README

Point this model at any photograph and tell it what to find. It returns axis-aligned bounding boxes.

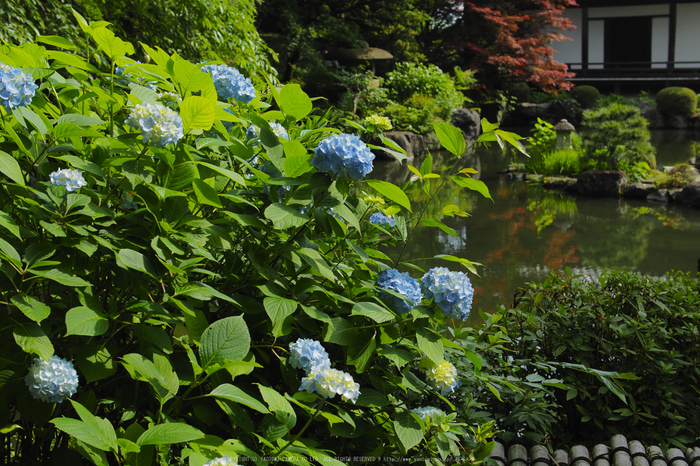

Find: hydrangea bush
[0,18,568,466]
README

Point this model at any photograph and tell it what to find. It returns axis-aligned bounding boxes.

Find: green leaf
[276,84,312,120]
[394,412,423,452]
[91,27,134,61]
[323,318,358,346]
[199,316,251,370]
[57,114,106,126]
[11,295,50,323]
[481,117,499,133]
[0,212,21,239]
[174,59,215,98]
[122,353,179,403]
[433,123,466,156]
[496,129,529,156]
[351,302,394,323]
[14,107,48,135]
[30,268,89,287]
[37,35,79,51]
[0,150,25,185]
[65,306,108,337]
[263,297,298,337]
[347,331,376,373]
[117,249,156,277]
[283,150,313,178]
[210,384,269,414]
[258,385,296,431]
[379,347,413,369]
[180,96,216,133]
[416,327,444,365]
[52,401,118,452]
[74,343,117,383]
[192,179,223,208]
[136,423,204,446]
[450,175,493,201]
[195,162,245,187]
[421,218,457,237]
[296,248,335,282]
[13,322,53,359]
[365,179,411,212]
[264,203,309,230]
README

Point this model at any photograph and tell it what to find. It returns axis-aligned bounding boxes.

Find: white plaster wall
[589,20,605,69]
[553,8,582,69]
[675,3,700,67]
[652,17,669,68]
[588,4,669,18]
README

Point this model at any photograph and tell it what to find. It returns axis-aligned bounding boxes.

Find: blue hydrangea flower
[369,212,396,227]
[246,122,289,147]
[25,356,79,403]
[0,63,38,111]
[299,367,360,403]
[412,406,447,425]
[203,457,237,466]
[312,133,374,180]
[420,267,475,320]
[376,269,423,314]
[426,360,461,395]
[126,103,184,147]
[49,168,87,192]
[201,64,256,103]
[289,339,331,373]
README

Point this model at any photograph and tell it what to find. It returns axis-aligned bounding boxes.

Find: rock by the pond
[371,131,424,162]
[647,189,670,203]
[634,100,665,128]
[676,181,700,207]
[623,182,656,198]
[575,170,627,197]
[665,114,688,129]
[543,176,577,191]
[450,108,482,142]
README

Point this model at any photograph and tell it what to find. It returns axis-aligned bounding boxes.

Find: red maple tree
[423,0,578,92]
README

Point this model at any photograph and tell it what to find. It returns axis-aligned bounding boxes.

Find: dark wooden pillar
[668,1,676,68]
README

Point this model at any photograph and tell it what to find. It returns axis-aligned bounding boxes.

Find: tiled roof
[489,435,700,466]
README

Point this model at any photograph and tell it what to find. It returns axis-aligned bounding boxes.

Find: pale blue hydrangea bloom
[412,406,447,425]
[420,267,475,320]
[0,63,38,111]
[126,103,184,147]
[299,367,360,403]
[289,338,331,373]
[376,269,422,314]
[25,356,79,403]
[312,133,374,180]
[201,64,256,103]
[203,457,237,466]
[49,168,87,192]
[426,360,461,395]
[245,122,289,147]
[369,212,396,227]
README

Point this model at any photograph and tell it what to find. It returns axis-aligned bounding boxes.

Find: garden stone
[676,181,700,207]
[543,176,577,191]
[450,107,482,142]
[647,189,670,203]
[665,114,688,129]
[623,182,656,198]
[371,131,424,162]
[575,170,627,197]
[670,188,684,202]
[634,100,665,128]
[508,102,552,126]
[550,99,580,125]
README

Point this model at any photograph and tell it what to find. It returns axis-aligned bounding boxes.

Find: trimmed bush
[504,81,531,103]
[656,86,697,117]
[570,85,600,109]
[582,103,656,169]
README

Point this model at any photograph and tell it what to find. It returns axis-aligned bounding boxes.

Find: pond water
[373,129,700,323]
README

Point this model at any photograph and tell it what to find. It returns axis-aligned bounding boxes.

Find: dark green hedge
[656,87,697,117]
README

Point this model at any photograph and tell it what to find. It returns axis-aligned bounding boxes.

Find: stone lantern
[553,119,575,150]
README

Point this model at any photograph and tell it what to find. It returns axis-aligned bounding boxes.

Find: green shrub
[582,103,656,169]
[478,270,700,447]
[504,81,531,103]
[656,86,697,117]
[653,163,698,188]
[570,85,600,109]
[528,148,581,176]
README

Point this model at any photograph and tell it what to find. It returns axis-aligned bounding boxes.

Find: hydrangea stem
[275,399,326,457]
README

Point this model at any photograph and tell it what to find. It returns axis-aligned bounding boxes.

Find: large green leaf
[210,384,269,413]
[31,268,89,287]
[263,297,298,337]
[136,423,204,446]
[13,322,53,359]
[264,203,309,230]
[199,316,251,371]
[192,179,223,208]
[323,318,358,346]
[421,218,457,237]
[180,96,216,133]
[258,385,296,431]
[433,123,466,156]
[122,353,179,403]
[351,302,394,323]
[117,249,156,277]
[65,306,108,337]
[365,179,411,212]
[91,27,134,61]
[347,331,377,373]
[275,84,312,120]
[0,150,25,186]
[173,59,215,98]
[51,400,118,452]
[416,327,444,365]
[296,248,335,282]
[11,295,50,323]
[450,176,493,201]
[394,412,423,452]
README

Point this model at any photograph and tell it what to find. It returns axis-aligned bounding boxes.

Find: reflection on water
[373,130,700,323]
